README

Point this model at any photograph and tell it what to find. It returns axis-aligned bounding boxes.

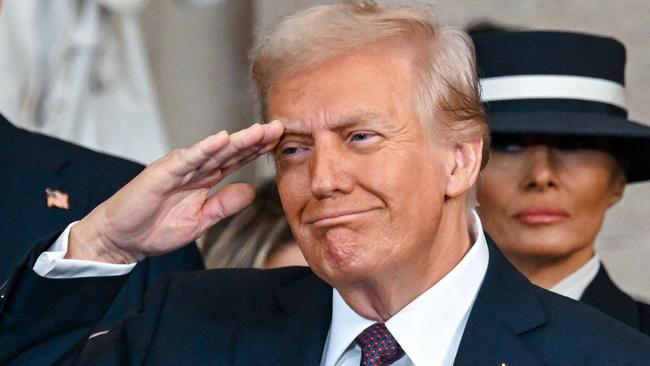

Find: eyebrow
[280,110,391,135]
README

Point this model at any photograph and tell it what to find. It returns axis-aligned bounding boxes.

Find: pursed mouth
[307,208,379,227]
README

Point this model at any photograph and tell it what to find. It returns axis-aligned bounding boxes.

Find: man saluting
[1,2,649,365]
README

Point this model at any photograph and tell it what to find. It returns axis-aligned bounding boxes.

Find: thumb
[200,182,256,231]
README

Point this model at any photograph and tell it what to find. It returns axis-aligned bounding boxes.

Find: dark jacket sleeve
[0,235,189,366]
[95,245,203,331]
[0,238,130,365]
[78,276,172,366]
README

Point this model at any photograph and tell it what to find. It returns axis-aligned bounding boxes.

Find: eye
[493,142,524,153]
[274,141,310,163]
[348,131,378,143]
[280,146,302,155]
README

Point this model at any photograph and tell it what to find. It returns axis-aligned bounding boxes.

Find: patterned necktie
[355,323,405,366]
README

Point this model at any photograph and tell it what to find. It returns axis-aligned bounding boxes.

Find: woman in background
[202,180,307,269]
[472,30,650,334]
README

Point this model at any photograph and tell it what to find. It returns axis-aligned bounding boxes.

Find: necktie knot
[355,323,405,366]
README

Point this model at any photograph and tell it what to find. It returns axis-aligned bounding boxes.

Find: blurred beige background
[138,0,650,300]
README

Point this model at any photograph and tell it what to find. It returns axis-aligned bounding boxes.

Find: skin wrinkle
[268,47,480,321]
[477,143,625,289]
[281,111,394,136]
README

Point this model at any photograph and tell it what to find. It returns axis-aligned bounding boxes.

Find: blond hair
[251,0,490,172]
[202,181,294,268]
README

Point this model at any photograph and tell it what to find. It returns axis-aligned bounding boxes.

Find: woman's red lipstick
[513,208,570,225]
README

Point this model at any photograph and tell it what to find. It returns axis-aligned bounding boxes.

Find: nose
[309,139,354,198]
[520,145,559,192]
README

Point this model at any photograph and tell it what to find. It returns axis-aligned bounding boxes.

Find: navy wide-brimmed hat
[472,30,650,182]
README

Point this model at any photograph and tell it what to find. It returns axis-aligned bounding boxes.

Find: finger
[185,146,265,190]
[256,120,285,155]
[207,121,284,169]
[169,121,284,191]
[198,182,256,232]
[259,119,285,146]
[167,130,230,177]
[207,124,266,167]
[217,120,284,168]
[181,144,266,190]
[156,123,260,191]
[222,151,266,175]
[189,121,282,181]
[212,144,261,171]
[190,121,276,176]
[169,122,269,179]
[186,143,268,189]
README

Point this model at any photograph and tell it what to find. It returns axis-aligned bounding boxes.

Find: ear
[445,138,483,199]
[607,169,626,208]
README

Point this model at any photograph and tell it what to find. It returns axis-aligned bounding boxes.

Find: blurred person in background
[202,179,306,269]
[0,0,203,333]
[472,30,650,334]
[0,0,167,164]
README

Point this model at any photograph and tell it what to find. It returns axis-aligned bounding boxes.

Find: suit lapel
[233,272,333,365]
[33,156,92,224]
[454,239,546,366]
[0,119,91,281]
[2,117,92,225]
[580,266,640,329]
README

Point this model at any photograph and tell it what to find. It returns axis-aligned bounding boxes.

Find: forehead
[280,110,395,135]
[266,50,417,132]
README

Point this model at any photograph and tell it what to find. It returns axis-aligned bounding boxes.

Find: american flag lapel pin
[45,188,70,210]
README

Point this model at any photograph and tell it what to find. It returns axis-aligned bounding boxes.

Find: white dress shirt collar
[550,254,600,301]
[321,211,489,366]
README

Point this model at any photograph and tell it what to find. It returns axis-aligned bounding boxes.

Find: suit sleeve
[95,244,203,331]
[0,238,173,366]
[77,276,172,365]
[0,239,130,365]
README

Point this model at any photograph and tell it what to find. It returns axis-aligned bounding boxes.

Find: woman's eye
[556,140,592,151]
[494,143,524,153]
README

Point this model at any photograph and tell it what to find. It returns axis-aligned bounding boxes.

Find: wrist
[66,216,143,264]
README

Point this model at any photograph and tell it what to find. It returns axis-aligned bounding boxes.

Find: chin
[318,246,372,284]
[325,244,364,271]
[503,238,581,261]
[319,227,363,258]
[303,228,384,281]
[300,233,357,265]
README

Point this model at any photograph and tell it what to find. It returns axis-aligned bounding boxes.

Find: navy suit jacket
[581,266,650,336]
[0,116,204,331]
[1,237,649,365]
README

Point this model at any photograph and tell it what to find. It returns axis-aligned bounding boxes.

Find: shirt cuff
[33,222,137,278]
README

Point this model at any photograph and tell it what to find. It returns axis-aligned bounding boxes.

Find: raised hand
[66,121,284,264]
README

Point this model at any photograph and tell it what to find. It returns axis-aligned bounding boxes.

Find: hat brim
[487,111,650,183]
